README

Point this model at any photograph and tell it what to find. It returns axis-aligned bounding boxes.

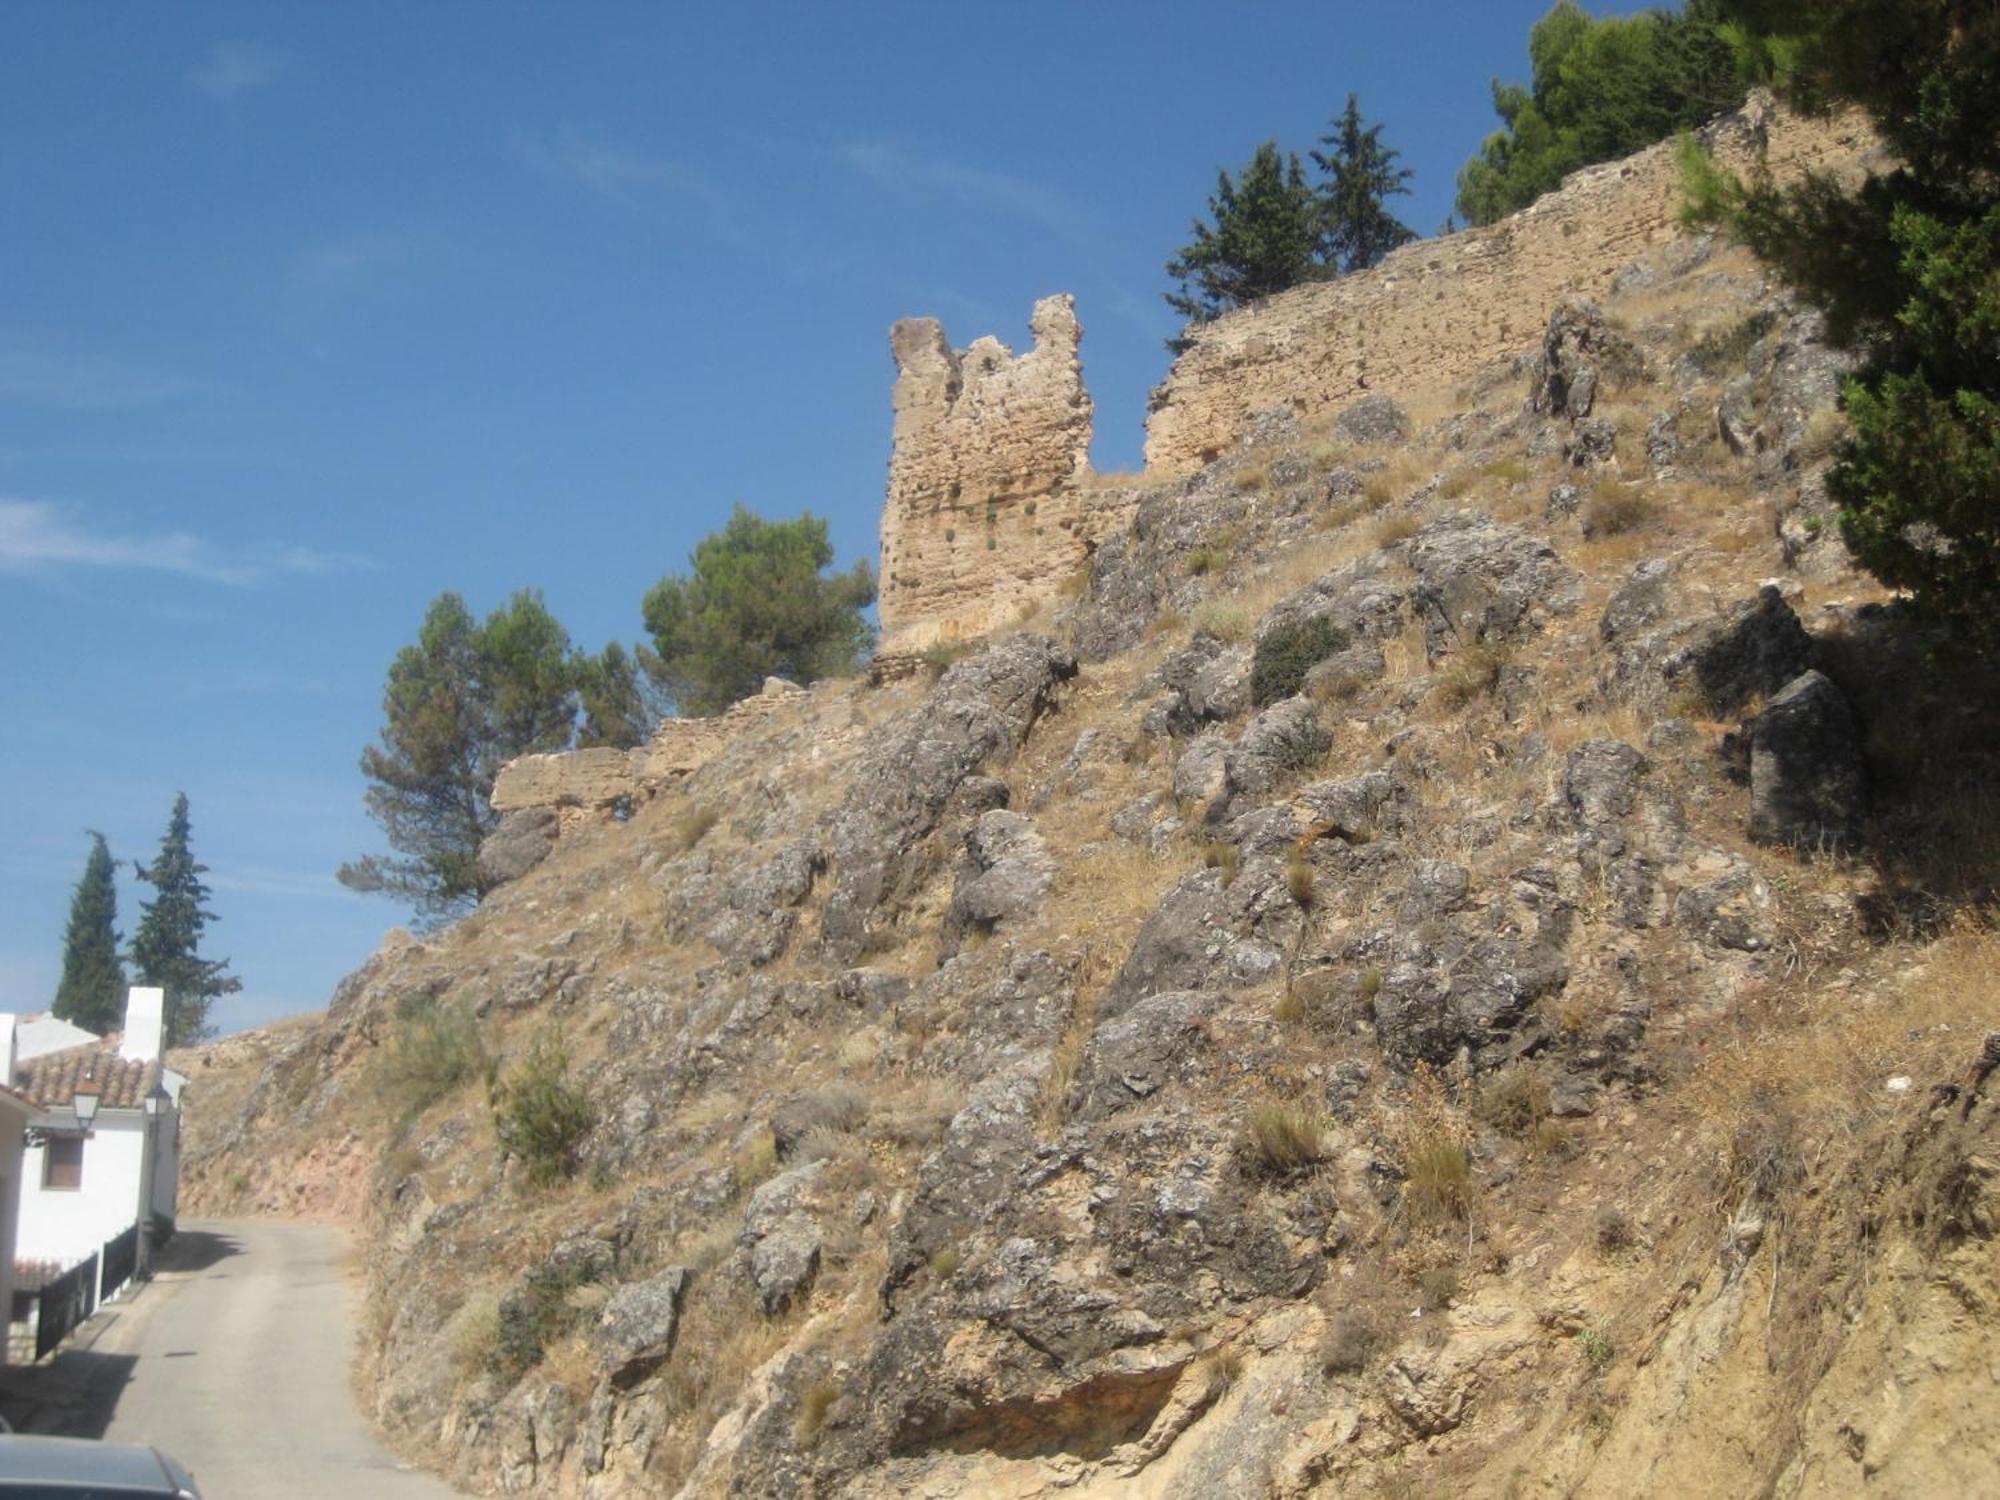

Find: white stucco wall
[0,1109,26,1345]
[17,1113,149,1268]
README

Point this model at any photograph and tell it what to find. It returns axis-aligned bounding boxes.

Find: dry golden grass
[1584,477,1661,537]
[1246,1100,1328,1173]
[1191,601,1251,642]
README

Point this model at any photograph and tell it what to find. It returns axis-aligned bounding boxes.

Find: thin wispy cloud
[189,40,290,101]
[515,127,739,240]
[0,499,373,587]
[833,141,1089,244]
[0,350,202,411]
[274,230,426,353]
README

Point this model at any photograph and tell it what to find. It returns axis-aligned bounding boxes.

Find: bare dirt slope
[183,227,2000,1500]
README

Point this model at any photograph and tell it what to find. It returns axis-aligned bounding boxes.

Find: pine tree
[1312,94,1416,275]
[53,831,125,1035]
[640,507,876,717]
[341,589,583,920]
[1689,0,2000,646]
[130,793,240,1047]
[1164,142,1323,348]
[574,642,655,749]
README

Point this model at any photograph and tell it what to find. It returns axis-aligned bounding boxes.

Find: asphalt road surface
[77,1218,461,1499]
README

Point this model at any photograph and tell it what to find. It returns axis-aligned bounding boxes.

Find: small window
[43,1135,84,1191]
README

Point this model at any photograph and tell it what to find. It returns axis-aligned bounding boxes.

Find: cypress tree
[1312,94,1417,275]
[53,831,126,1035]
[1163,142,1323,348]
[131,793,240,1047]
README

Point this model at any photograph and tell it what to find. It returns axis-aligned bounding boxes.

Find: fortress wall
[878,294,1128,652]
[1143,96,1873,474]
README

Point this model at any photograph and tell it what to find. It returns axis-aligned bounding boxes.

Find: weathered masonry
[877,294,1133,653]
[1143,95,1873,474]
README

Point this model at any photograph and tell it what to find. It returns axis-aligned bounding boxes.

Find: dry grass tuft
[1430,642,1509,709]
[795,1378,843,1443]
[1584,478,1661,537]
[1474,1065,1552,1136]
[665,804,722,856]
[1191,601,1251,642]
[1245,1100,1328,1174]
[1400,1066,1473,1222]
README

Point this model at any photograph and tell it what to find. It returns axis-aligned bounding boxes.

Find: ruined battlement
[878,294,1127,652]
[1143,94,1873,474]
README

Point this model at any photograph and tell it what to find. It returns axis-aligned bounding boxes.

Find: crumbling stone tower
[877,294,1107,652]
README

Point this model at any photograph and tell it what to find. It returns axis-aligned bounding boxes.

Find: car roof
[0,1435,179,1491]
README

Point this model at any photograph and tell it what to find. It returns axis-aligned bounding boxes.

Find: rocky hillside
[181,223,1999,1499]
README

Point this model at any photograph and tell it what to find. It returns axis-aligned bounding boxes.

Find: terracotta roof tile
[14,1042,162,1111]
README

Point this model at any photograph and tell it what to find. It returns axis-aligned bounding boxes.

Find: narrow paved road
[75,1218,462,1499]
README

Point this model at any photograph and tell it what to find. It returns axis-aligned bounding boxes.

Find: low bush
[1191,602,1251,642]
[1246,1100,1327,1175]
[1474,1065,1551,1136]
[1318,1307,1383,1375]
[380,996,487,1120]
[795,1379,843,1443]
[493,1035,596,1187]
[1251,616,1351,706]
[1583,478,1658,537]
[1431,642,1509,709]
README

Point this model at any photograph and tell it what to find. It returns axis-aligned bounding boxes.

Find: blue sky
[0,1,1659,1032]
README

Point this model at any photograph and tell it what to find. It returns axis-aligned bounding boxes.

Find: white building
[0,1032,37,1341]
[10,988,184,1279]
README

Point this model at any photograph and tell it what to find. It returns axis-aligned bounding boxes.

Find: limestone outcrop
[879,295,1131,651]
[1142,94,1871,474]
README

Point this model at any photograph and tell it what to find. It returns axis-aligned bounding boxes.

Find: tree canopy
[1164,142,1323,341]
[53,831,125,1034]
[1456,1,1746,227]
[1313,93,1417,275]
[1164,97,1418,347]
[130,792,239,1046]
[1688,0,2000,647]
[640,506,876,717]
[341,589,653,922]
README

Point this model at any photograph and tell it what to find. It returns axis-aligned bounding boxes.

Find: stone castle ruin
[484,95,1871,854]
[877,293,1128,653]
[1143,95,1868,473]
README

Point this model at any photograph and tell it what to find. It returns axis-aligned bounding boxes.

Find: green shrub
[1251,616,1351,706]
[1245,1101,1327,1175]
[493,1035,596,1187]
[380,997,486,1119]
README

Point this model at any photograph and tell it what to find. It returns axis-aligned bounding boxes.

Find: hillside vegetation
[177,197,2000,1500]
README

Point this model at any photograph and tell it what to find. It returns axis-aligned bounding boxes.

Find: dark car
[0,1436,200,1499]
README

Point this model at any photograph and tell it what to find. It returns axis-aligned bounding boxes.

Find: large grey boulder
[1227,696,1329,798]
[1527,301,1640,421]
[1664,586,1817,716]
[1409,511,1580,650]
[1332,392,1412,446]
[477,807,559,889]
[943,810,1054,950]
[705,838,824,967]
[820,635,1075,959]
[1749,670,1865,849]
[740,1160,827,1314]
[596,1267,692,1387]
[1070,990,1217,1122]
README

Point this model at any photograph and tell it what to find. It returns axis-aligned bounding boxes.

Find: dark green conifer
[53,831,126,1035]
[131,793,240,1046]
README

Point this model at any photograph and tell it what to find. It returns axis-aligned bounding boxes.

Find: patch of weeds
[1285,850,1317,909]
[1795,404,1848,465]
[1245,1100,1328,1175]
[1578,1326,1615,1372]
[1318,1307,1383,1375]
[1686,309,1777,376]
[1251,616,1351,706]
[1185,547,1227,577]
[493,1259,606,1379]
[734,1128,780,1196]
[1416,1265,1459,1311]
[666,804,721,855]
[379,995,487,1121]
[929,1247,962,1280]
[1372,511,1421,547]
[1584,478,1659,537]
[795,1379,842,1444]
[1200,839,1241,885]
[1402,1067,1473,1222]
[492,1034,596,1188]
[1274,982,1306,1027]
[920,641,973,680]
[1357,965,1384,1004]
[1595,1207,1636,1252]
[446,1289,503,1377]
[1431,642,1509,709]
[1473,1065,1551,1136]
[1191,601,1251,642]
